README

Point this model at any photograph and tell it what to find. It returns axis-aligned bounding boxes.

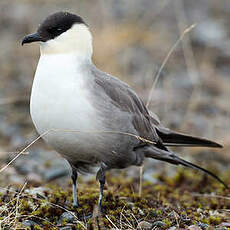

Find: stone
[22,220,37,227]
[152,221,166,228]
[197,222,209,229]
[137,221,153,230]
[58,212,76,224]
[168,227,177,230]
[187,225,202,230]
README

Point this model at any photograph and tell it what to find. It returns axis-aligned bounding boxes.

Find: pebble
[218,222,230,227]
[138,207,145,216]
[58,212,76,224]
[152,220,166,228]
[24,187,49,199]
[137,221,153,230]
[187,225,202,230]
[168,227,177,230]
[197,222,209,229]
[22,220,37,227]
[59,226,73,230]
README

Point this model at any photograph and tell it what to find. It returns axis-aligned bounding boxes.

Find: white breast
[30,53,101,161]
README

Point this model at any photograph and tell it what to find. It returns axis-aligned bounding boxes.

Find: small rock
[59,226,73,230]
[22,220,37,227]
[187,225,202,230]
[24,187,49,199]
[214,222,230,230]
[197,222,209,229]
[138,208,145,216]
[168,227,177,230]
[218,222,230,227]
[58,212,76,224]
[153,221,166,228]
[127,201,135,208]
[137,221,153,230]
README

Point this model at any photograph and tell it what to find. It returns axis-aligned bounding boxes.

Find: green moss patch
[0,167,229,229]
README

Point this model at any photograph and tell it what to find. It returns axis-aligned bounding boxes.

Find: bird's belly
[30,57,102,162]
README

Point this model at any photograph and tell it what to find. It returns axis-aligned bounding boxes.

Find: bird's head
[22,12,93,58]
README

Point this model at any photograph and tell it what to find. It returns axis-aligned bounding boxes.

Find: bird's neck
[40,24,93,60]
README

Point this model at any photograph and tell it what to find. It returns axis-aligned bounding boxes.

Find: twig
[138,166,143,197]
[13,182,27,227]
[105,215,119,229]
[146,23,197,108]
[174,0,201,130]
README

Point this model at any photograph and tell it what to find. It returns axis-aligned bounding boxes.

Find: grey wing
[92,66,222,149]
[91,66,161,146]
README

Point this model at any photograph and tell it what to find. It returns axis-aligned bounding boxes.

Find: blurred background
[0,0,230,187]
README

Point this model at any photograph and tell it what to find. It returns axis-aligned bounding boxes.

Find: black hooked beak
[21,32,43,46]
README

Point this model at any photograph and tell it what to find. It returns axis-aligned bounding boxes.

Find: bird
[22,11,227,212]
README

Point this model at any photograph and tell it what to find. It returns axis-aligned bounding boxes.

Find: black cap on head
[22,12,85,45]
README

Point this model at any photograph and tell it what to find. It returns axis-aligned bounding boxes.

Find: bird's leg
[71,169,80,208]
[96,165,107,213]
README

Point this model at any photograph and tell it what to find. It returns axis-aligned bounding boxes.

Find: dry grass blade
[174,0,201,130]
[0,151,30,173]
[0,130,47,174]
[24,197,86,229]
[146,23,197,108]
[19,215,58,228]
[138,166,143,197]
[119,205,127,229]
[0,185,86,229]
[0,182,27,229]
[0,152,29,155]
[105,215,119,229]
[13,182,27,227]
[120,207,135,229]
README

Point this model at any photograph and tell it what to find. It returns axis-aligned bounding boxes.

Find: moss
[0,167,229,229]
[208,215,222,225]
[163,218,172,228]
[156,209,163,215]
[75,223,85,230]
[33,225,43,230]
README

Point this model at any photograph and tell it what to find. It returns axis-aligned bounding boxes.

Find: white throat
[40,23,93,59]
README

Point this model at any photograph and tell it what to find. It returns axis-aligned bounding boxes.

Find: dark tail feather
[171,155,228,188]
[145,146,228,188]
[156,129,223,148]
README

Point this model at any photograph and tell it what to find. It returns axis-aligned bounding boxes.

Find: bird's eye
[47,27,62,34]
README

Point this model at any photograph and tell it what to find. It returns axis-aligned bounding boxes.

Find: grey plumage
[68,63,227,186]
